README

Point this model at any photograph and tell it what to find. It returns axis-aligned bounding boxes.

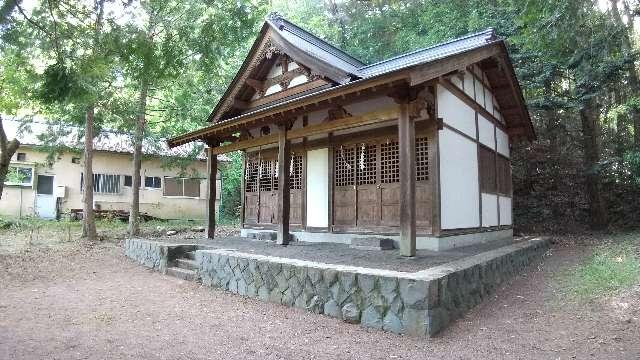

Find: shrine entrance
[332,133,431,232]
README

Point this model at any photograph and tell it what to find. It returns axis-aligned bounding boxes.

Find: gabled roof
[171,14,534,147]
[267,13,364,75]
[357,28,497,78]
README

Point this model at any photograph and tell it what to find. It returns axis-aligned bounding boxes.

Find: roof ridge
[358,28,496,70]
[265,12,365,68]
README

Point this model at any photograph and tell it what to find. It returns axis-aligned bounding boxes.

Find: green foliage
[567,239,640,299]
[624,150,640,184]
[219,151,243,222]
[37,63,79,104]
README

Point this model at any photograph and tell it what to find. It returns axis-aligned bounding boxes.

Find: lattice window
[273,160,279,191]
[335,145,355,187]
[259,159,274,191]
[357,143,377,185]
[290,153,303,190]
[245,159,259,193]
[416,137,429,181]
[380,140,399,183]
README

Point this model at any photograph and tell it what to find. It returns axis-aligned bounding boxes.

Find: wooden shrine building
[168,13,534,256]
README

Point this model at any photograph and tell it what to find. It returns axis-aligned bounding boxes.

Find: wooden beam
[233,99,250,110]
[169,76,408,147]
[207,147,218,239]
[246,78,264,92]
[398,100,416,257]
[437,78,507,131]
[248,78,330,108]
[276,125,291,245]
[209,106,400,155]
[410,44,502,86]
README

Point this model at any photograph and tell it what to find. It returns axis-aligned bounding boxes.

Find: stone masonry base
[124,237,549,337]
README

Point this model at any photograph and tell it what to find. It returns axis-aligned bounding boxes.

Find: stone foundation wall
[123,237,549,337]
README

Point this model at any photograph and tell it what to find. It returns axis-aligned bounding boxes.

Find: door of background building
[35,175,56,219]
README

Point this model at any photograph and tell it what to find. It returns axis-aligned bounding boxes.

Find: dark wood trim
[442,123,476,143]
[331,225,432,236]
[327,133,334,231]
[210,106,399,155]
[398,100,416,257]
[410,43,502,86]
[439,225,512,237]
[495,123,500,225]
[169,76,409,147]
[206,147,218,239]
[241,151,246,225]
[476,111,482,227]
[438,78,507,132]
[276,126,291,245]
[247,78,331,109]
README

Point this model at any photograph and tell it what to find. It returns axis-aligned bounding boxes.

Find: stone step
[174,258,198,271]
[166,267,197,281]
[350,237,395,251]
[184,251,196,260]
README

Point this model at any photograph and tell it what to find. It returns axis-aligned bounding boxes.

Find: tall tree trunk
[580,98,608,229]
[610,0,640,148]
[0,116,20,200]
[128,81,148,236]
[82,106,97,240]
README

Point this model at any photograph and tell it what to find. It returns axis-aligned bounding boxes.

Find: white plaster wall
[496,128,510,157]
[486,92,494,113]
[475,83,486,108]
[439,128,480,229]
[463,71,475,98]
[306,148,329,227]
[289,74,308,87]
[451,75,463,89]
[481,193,499,227]
[478,114,495,149]
[437,85,476,138]
[0,148,213,219]
[499,196,512,225]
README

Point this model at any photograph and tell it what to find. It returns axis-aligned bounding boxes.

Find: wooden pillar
[276,124,291,245]
[398,99,417,257]
[207,147,218,239]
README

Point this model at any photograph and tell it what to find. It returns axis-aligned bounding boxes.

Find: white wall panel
[476,84,486,108]
[439,128,480,229]
[306,148,329,227]
[437,85,476,138]
[499,196,512,225]
[451,75,463,89]
[496,128,510,157]
[486,91,494,113]
[463,72,475,99]
[482,193,499,227]
[478,114,495,149]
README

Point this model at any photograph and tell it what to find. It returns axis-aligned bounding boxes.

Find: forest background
[1,0,639,236]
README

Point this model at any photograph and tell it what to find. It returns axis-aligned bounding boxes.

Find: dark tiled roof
[266,13,365,73]
[357,28,497,78]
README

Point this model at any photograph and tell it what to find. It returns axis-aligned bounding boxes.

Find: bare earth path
[0,241,638,360]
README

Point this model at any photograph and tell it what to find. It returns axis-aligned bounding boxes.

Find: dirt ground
[0,239,639,360]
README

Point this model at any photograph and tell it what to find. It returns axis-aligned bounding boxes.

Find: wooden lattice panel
[357,143,377,185]
[290,154,303,190]
[245,158,259,193]
[259,159,274,192]
[416,137,429,181]
[335,146,355,187]
[380,140,399,184]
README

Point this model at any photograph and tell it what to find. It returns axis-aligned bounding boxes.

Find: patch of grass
[568,239,640,300]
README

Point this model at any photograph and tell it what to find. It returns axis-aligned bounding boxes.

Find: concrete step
[174,258,198,271]
[166,267,197,281]
[184,251,196,260]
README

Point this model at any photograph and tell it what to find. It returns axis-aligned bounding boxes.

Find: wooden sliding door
[332,133,431,232]
[243,151,304,227]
